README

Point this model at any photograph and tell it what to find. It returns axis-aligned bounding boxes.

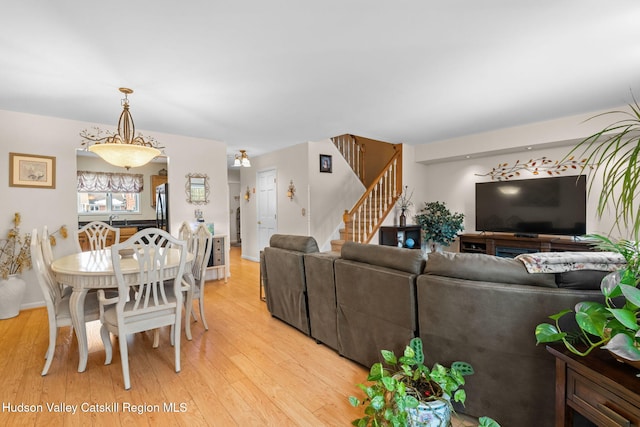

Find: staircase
[329,135,402,252]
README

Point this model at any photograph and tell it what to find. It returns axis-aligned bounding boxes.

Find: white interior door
[257,169,277,251]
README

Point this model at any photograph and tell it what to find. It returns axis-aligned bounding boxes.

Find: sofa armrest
[264,247,311,335]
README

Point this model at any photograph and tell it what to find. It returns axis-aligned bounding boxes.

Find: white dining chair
[98,228,187,390]
[152,221,192,347]
[40,226,72,298]
[188,223,213,331]
[78,221,120,251]
[163,222,212,339]
[30,228,101,376]
[177,221,193,248]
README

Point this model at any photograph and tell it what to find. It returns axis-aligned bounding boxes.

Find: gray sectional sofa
[261,235,610,427]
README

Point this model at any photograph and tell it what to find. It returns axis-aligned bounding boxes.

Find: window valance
[77,171,144,193]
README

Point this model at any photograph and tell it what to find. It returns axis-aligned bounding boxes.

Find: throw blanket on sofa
[515,251,626,273]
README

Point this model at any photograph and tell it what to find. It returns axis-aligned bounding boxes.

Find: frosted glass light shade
[233,149,251,167]
[89,144,161,169]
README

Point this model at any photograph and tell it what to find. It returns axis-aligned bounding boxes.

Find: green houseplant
[414,201,464,252]
[568,97,640,239]
[535,234,640,361]
[349,337,500,427]
[536,98,640,362]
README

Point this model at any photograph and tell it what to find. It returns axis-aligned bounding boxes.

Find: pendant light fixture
[80,88,163,169]
[233,150,251,167]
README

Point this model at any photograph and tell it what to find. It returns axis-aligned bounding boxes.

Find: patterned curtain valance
[77,171,144,193]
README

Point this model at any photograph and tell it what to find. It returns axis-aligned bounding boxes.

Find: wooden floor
[0,247,477,426]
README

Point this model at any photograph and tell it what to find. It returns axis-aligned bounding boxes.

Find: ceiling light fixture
[233,150,251,167]
[80,87,163,170]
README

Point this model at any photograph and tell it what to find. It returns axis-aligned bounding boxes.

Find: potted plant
[349,337,500,427]
[414,201,464,253]
[397,185,414,227]
[535,98,640,362]
[535,234,640,362]
[568,97,640,239]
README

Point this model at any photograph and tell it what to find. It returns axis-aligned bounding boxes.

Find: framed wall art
[320,154,332,173]
[9,152,56,189]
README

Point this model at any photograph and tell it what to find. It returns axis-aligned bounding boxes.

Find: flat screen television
[475,175,586,236]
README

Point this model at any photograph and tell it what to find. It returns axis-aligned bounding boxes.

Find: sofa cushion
[424,251,557,288]
[340,241,425,274]
[269,234,319,253]
[555,270,609,290]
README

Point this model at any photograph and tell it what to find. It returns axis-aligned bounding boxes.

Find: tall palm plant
[569,97,640,239]
[536,98,640,362]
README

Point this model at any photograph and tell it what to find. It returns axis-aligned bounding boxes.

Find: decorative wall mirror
[185,173,210,205]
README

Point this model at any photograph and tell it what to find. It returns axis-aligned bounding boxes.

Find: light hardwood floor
[0,246,477,426]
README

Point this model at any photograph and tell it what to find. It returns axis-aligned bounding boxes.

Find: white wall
[0,109,229,310]
[385,106,630,247]
[403,106,634,241]
[240,139,363,260]
[405,132,627,242]
[239,143,310,261]
[308,140,364,250]
[414,106,626,164]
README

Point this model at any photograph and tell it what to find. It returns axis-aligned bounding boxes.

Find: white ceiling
[2,1,639,160]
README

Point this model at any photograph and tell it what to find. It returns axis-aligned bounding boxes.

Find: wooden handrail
[342,145,402,243]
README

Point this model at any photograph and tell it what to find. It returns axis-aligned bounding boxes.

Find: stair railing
[342,146,402,243]
[332,134,365,184]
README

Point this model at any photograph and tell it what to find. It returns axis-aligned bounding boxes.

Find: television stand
[459,233,595,258]
[514,233,539,238]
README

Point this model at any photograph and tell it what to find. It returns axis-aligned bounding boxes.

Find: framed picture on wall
[9,152,56,189]
[320,154,332,173]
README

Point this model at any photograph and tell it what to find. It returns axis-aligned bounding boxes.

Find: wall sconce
[244,186,251,201]
[287,180,296,200]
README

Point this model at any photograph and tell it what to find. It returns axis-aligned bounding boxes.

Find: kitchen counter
[78,220,157,231]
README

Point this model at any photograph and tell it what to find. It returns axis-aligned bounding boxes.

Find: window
[77,171,143,215]
[77,192,140,214]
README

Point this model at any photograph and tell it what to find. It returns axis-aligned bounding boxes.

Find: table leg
[70,288,90,372]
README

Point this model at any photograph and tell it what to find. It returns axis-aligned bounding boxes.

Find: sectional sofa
[261,234,613,427]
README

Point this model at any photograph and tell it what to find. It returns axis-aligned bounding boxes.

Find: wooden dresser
[548,345,640,426]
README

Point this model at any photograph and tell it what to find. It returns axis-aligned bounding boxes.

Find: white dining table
[50,248,193,373]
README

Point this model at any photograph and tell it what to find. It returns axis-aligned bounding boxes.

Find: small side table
[206,234,228,282]
[379,225,421,249]
[547,345,640,426]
